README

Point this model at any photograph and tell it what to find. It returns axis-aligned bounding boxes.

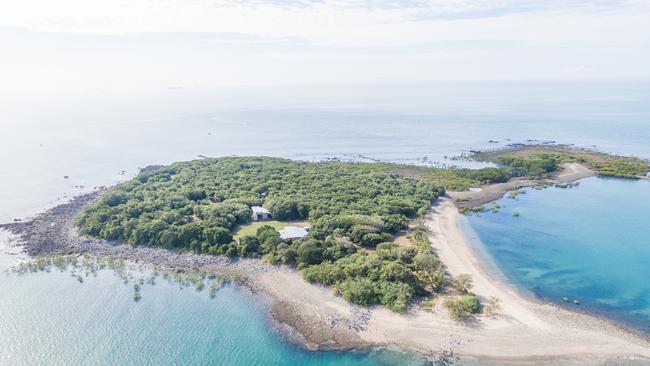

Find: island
[3,145,650,364]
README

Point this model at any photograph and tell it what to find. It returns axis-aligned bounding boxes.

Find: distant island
[3,144,650,363]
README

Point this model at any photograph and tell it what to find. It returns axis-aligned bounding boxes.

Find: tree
[75,156,464,312]
[274,243,297,265]
[414,252,441,272]
[321,237,356,262]
[158,228,180,249]
[380,261,414,284]
[414,252,446,292]
[360,233,392,247]
[239,235,260,257]
[418,268,446,293]
[377,281,414,312]
[103,193,128,207]
[296,240,323,267]
[256,226,283,253]
[204,227,232,246]
[339,278,377,306]
[444,294,480,320]
[186,189,207,201]
[179,223,203,246]
[266,197,309,220]
[302,261,343,285]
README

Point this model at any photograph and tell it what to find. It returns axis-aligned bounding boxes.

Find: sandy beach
[3,163,650,364]
[253,164,650,363]
[449,163,595,209]
[254,197,650,364]
[357,199,650,363]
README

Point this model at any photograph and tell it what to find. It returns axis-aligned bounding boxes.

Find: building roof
[279,226,308,240]
[251,206,271,215]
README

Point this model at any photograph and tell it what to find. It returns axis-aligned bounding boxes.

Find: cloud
[0,0,641,35]
[0,0,648,92]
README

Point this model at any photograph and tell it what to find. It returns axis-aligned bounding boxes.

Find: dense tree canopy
[77,157,445,250]
[76,156,550,311]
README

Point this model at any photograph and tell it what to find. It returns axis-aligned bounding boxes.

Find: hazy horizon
[2,0,649,95]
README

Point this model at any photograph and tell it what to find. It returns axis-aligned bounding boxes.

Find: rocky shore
[1,190,259,271]
[449,162,596,209]
[0,189,368,352]
[4,162,650,364]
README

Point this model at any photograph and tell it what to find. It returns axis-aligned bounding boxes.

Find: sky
[1,0,649,93]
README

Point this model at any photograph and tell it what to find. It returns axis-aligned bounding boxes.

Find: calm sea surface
[1,82,649,365]
[466,177,650,333]
[0,269,424,366]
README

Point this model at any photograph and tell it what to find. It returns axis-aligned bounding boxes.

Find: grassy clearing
[393,233,414,248]
[233,220,307,240]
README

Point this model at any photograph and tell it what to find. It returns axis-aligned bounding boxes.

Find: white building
[279,226,309,241]
[251,206,272,221]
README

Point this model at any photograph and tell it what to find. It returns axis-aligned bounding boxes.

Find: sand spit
[3,163,650,364]
[356,199,650,364]
[450,163,595,209]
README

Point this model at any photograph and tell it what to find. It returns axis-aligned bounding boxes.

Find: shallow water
[0,267,425,366]
[2,81,650,365]
[467,177,650,333]
[3,82,650,223]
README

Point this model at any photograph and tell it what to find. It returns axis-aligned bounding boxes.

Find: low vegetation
[75,157,482,311]
[74,155,570,312]
[444,294,481,320]
[303,226,448,312]
[232,220,303,240]
[474,145,650,179]
[444,272,481,320]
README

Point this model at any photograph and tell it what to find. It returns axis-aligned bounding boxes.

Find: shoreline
[449,162,596,209]
[458,206,650,342]
[0,191,370,351]
[3,165,650,363]
[0,230,28,270]
[407,198,650,362]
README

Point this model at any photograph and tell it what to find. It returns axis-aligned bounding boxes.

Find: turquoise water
[467,177,650,333]
[2,81,650,365]
[0,268,424,366]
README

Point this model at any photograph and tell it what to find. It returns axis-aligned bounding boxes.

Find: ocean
[465,177,650,334]
[1,81,649,365]
[0,268,423,366]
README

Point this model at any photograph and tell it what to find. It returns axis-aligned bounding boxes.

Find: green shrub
[377,281,414,312]
[339,278,377,306]
[76,156,514,311]
[444,294,480,320]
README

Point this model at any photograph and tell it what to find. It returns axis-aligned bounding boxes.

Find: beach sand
[3,163,650,364]
[356,199,650,363]
[449,163,595,209]
[248,192,650,363]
